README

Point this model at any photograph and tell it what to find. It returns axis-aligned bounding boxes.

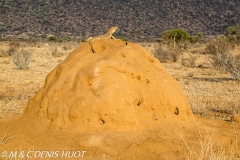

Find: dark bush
[181,55,198,68]
[154,44,180,63]
[206,38,240,80]
[7,42,20,56]
[205,38,232,55]
[48,36,57,41]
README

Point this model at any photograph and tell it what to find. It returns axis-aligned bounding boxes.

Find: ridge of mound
[25,39,194,132]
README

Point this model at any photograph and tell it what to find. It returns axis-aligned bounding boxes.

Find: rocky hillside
[0,0,240,40]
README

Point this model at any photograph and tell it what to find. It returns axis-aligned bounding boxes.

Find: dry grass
[0,40,79,118]
[153,43,181,62]
[0,86,16,102]
[1,133,15,145]
[205,38,240,80]
[158,41,240,121]
[51,44,64,57]
[11,51,32,69]
[180,127,237,160]
[181,54,198,68]
[179,79,240,121]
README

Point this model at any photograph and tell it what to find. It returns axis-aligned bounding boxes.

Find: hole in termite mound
[174,108,179,115]
[99,117,105,125]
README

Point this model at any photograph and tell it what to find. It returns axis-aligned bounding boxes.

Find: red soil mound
[25,39,194,132]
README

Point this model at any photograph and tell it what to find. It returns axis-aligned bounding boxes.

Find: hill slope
[0,0,240,40]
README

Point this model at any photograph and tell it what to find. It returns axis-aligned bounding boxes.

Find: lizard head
[109,26,119,33]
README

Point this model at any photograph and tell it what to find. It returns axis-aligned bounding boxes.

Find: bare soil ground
[0,40,240,159]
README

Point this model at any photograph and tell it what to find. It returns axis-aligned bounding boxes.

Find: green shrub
[162,29,204,44]
[41,34,48,39]
[57,39,63,43]
[42,19,51,25]
[189,32,204,43]
[226,25,240,35]
[48,36,57,41]
[162,28,191,43]
[226,24,240,45]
